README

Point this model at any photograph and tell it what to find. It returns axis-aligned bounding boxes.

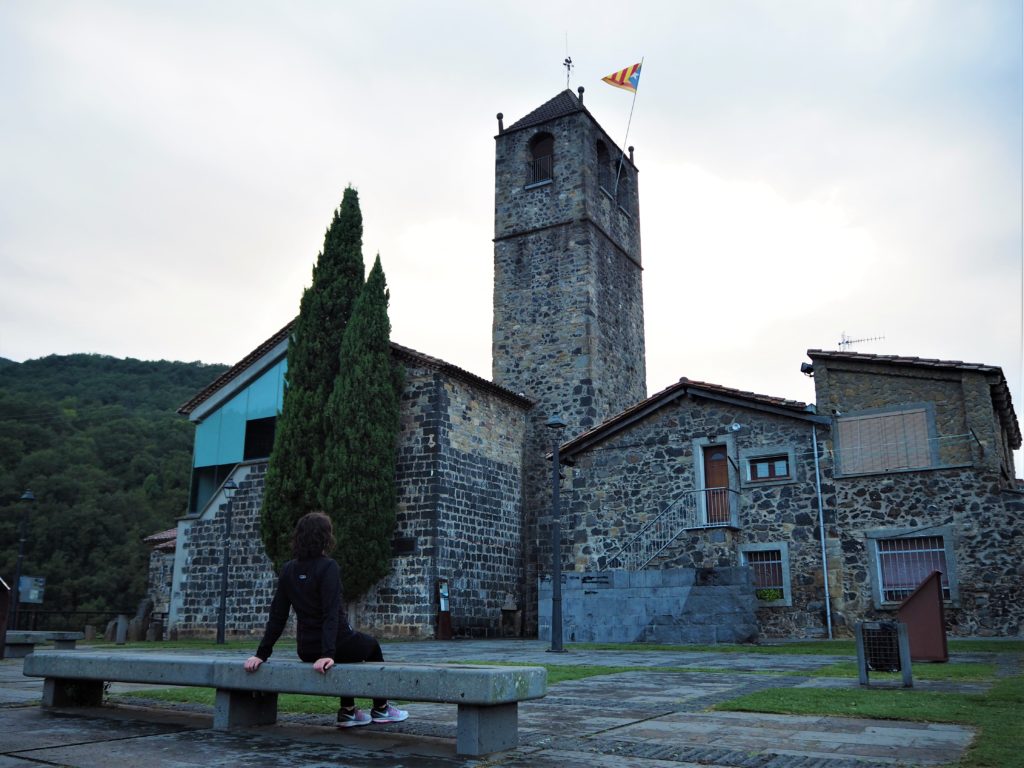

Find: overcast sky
[2,2,1021,433]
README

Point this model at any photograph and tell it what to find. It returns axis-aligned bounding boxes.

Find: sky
[1,2,1021,441]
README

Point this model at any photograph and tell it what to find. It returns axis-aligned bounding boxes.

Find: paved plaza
[0,640,996,767]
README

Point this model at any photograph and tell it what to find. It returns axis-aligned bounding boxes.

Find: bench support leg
[214,689,278,730]
[4,644,35,659]
[456,703,518,755]
[43,678,104,707]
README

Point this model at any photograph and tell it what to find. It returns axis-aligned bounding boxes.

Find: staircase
[603,488,738,571]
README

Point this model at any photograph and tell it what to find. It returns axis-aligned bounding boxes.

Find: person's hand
[244,656,264,672]
[313,657,334,674]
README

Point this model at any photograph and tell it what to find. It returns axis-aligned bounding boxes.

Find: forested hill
[0,354,229,620]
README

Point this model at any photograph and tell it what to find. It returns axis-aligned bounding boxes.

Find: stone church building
[154,89,1023,642]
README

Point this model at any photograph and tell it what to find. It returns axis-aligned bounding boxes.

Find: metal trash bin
[856,620,913,687]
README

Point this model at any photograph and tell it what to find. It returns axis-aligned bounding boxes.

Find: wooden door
[702,444,730,524]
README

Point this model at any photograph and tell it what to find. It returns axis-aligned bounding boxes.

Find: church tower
[492,88,647,631]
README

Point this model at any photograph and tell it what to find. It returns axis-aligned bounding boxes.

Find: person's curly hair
[292,511,336,560]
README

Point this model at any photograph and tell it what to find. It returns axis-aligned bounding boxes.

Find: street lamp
[11,490,34,631]
[215,479,239,645]
[545,416,567,653]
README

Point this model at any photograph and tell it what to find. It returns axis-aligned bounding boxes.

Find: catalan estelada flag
[602,62,642,92]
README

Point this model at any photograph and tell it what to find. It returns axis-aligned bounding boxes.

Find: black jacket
[255,556,354,661]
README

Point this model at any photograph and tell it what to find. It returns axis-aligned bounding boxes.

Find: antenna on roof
[838,332,885,349]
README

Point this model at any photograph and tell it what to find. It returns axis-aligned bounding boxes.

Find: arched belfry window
[596,140,611,192]
[528,132,554,185]
[616,168,631,209]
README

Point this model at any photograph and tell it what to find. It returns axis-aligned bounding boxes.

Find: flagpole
[613,56,643,196]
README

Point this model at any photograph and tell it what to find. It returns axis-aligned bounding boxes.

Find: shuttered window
[837,408,932,475]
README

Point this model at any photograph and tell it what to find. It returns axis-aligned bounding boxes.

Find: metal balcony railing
[528,154,553,185]
[602,487,739,572]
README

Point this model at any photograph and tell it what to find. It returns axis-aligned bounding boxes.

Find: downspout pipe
[812,424,834,639]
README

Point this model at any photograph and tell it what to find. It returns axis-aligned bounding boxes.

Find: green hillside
[0,354,228,625]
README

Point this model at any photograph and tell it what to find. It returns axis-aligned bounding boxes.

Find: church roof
[505,89,586,133]
[143,528,177,552]
[808,349,1020,448]
[559,377,824,459]
[178,320,531,417]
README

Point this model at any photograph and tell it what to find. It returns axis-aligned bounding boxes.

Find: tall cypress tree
[322,255,402,599]
[261,187,365,568]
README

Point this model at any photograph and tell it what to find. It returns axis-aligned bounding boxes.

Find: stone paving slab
[0,641,992,767]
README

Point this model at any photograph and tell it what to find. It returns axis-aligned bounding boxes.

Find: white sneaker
[370,704,409,723]
[336,708,372,728]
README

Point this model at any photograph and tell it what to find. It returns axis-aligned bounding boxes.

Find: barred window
[528,133,554,185]
[837,407,933,475]
[740,543,791,606]
[876,535,950,603]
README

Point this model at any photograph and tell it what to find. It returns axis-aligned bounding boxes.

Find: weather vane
[563,56,573,88]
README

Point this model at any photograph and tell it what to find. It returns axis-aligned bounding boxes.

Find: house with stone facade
[156,87,1022,643]
[545,350,1023,642]
[807,349,1023,637]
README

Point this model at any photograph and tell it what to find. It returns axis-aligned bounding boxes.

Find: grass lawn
[717,675,1024,768]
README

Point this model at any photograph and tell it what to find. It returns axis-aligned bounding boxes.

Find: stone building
[807,349,1023,637]
[548,351,1023,641]
[168,329,529,638]
[547,377,834,641]
[492,88,647,633]
[157,88,1022,642]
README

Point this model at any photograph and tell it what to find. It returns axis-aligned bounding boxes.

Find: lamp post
[11,490,34,631]
[545,416,567,653]
[215,479,238,645]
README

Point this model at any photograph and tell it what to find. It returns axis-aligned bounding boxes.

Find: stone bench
[5,631,85,658]
[23,651,547,755]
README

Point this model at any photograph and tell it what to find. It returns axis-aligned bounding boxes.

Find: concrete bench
[23,651,547,756]
[5,631,85,658]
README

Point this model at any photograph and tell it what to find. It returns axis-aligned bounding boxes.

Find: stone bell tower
[491,87,647,632]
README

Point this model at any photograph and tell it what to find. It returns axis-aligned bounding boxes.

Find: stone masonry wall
[814,358,1024,637]
[172,461,280,638]
[146,549,174,615]
[564,394,836,639]
[356,366,527,637]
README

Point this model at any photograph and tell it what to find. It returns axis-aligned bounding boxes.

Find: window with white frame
[739,542,792,606]
[739,445,797,487]
[748,454,791,482]
[837,406,935,475]
[865,526,957,608]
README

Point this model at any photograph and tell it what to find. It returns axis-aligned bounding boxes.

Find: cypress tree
[322,255,403,599]
[261,187,365,568]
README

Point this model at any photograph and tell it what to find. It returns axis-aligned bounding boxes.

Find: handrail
[602,487,739,572]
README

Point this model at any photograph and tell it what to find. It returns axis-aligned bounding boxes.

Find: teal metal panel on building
[194,411,224,468]
[246,359,286,419]
[192,359,287,468]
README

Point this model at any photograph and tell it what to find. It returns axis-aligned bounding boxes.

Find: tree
[322,256,402,599]
[0,355,228,623]
[260,187,365,568]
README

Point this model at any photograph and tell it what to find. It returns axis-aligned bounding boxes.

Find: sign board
[18,576,45,604]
